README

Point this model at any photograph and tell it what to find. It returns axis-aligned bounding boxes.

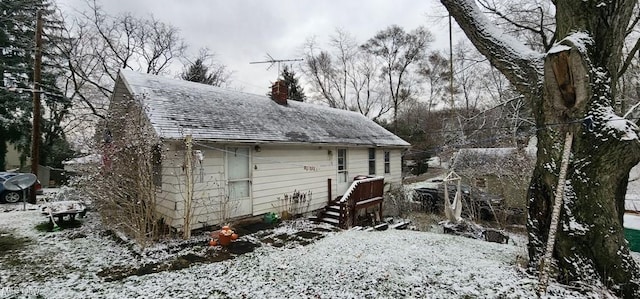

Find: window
[368,148,376,175]
[228,147,251,200]
[384,151,390,174]
[338,149,347,182]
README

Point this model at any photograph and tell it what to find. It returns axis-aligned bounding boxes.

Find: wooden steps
[317,177,385,229]
[318,204,342,226]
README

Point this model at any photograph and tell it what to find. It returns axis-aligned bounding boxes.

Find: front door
[336,148,350,196]
[226,147,252,218]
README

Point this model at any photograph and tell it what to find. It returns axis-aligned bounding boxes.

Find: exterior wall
[485,175,528,209]
[252,144,334,216]
[371,148,402,185]
[157,141,227,231]
[17,165,51,187]
[343,147,403,189]
[347,148,369,179]
[5,143,21,170]
[109,80,184,228]
[157,141,407,231]
[459,174,528,210]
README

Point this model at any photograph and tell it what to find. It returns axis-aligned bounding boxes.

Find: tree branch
[617,38,640,78]
[440,0,543,97]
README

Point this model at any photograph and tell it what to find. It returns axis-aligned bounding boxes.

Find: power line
[0,85,66,99]
[405,115,640,157]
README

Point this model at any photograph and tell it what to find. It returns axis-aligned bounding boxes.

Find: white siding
[385,149,403,186]
[156,141,227,230]
[345,147,403,189]
[252,145,334,215]
[366,148,402,182]
[157,140,406,231]
[331,147,404,196]
[347,148,369,179]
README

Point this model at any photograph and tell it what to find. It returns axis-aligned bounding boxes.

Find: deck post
[327,178,332,205]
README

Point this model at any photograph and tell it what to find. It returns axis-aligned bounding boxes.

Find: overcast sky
[56,0,455,95]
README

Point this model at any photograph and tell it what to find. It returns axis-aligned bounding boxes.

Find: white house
[108,70,410,231]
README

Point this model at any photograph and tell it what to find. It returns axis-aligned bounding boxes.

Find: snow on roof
[62,154,101,165]
[116,70,410,147]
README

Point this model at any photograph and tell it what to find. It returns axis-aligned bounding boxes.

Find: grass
[0,230,29,252]
[35,219,83,232]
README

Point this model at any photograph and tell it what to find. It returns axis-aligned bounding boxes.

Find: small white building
[62,154,101,173]
[108,70,410,231]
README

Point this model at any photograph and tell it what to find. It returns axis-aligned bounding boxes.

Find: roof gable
[115,70,409,147]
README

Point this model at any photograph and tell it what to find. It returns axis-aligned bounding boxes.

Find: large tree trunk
[529,40,640,297]
[441,0,640,297]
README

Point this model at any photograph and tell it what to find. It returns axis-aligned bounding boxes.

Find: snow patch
[594,107,640,141]
[0,204,620,298]
[561,32,593,54]
[548,44,571,55]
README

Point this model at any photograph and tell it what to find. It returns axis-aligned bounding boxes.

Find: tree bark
[441,0,640,297]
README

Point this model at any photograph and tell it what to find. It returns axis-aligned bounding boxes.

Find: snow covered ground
[0,203,619,298]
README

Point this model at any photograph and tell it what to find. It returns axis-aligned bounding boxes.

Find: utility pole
[30,10,43,204]
[448,14,454,111]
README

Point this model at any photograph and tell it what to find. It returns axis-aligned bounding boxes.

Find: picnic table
[41,200,87,223]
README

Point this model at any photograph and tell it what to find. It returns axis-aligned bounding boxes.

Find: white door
[227,147,252,218]
[336,148,350,196]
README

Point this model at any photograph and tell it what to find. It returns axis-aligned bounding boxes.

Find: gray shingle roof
[116,70,410,147]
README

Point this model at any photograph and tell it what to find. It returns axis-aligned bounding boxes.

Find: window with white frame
[338,149,347,183]
[384,151,390,174]
[368,148,376,175]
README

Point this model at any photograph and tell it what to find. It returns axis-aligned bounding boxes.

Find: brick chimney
[271,80,288,105]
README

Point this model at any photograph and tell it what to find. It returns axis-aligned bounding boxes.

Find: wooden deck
[320,177,384,229]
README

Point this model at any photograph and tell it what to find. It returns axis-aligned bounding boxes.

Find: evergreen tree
[180,49,230,87]
[0,0,73,170]
[181,58,213,84]
[269,65,306,102]
[282,65,306,102]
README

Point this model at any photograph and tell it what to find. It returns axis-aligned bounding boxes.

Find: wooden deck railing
[334,176,385,228]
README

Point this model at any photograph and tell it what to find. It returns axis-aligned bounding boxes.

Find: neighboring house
[62,154,101,173]
[626,164,640,204]
[4,142,22,170]
[16,164,70,187]
[450,144,535,211]
[108,70,410,232]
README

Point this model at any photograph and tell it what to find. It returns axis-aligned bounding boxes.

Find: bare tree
[417,51,450,113]
[303,38,345,109]
[618,31,640,115]
[442,0,640,297]
[56,0,186,143]
[302,29,390,119]
[477,0,557,52]
[361,25,433,133]
[80,94,161,245]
